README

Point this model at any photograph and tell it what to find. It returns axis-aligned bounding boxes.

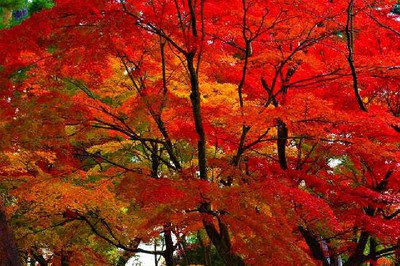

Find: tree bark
[369,237,377,266]
[31,249,48,266]
[203,216,245,266]
[163,228,175,266]
[298,226,329,266]
[187,53,207,180]
[344,231,369,266]
[277,119,288,170]
[345,0,368,112]
[198,231,211,266]
[0,197,21,266]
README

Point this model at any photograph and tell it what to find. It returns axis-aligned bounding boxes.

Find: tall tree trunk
[345,0,368,112]
[187,53,207,180]
[369,237,377,266]
[0,197,21,266]
[163,228,175,266]
[202,215,245,266]
[277,119,288,169]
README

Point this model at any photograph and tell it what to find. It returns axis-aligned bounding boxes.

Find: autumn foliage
[0,0,400,265]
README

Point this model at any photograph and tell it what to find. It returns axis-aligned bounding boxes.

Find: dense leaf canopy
[0,0,399,265]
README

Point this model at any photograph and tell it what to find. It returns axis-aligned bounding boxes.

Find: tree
[0,0,54,28]
[28,0,54,15]
[0,0,25,26]
[0,0,399,265]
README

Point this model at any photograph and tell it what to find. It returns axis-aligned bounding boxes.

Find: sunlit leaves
[1,0,400,264]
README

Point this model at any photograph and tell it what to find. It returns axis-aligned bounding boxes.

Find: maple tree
[0,0,400,265]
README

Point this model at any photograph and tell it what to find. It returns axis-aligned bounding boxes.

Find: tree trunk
[277,119,288,170]
[198,231,211,266]
[343,231,369,266]
[31,249,48,266]
[163,228,174,266]
[0,197,21,266]
[369,237,377,266]
[187,53,207,180]
[204,245,211,266]
[203,220,245,266]
[298,227,329,266]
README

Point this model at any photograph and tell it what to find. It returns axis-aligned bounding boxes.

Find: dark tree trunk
[0,197,21,266]
[187,53,207,180]
[277,119,288,170]
[344,231,369,266]
[163,228,175,266]
[298,226,329,266]
[369,237,377,266]
[204,245,211,266]
[203,218,245,266]
[31,249,48,266]
[198,231,211,266]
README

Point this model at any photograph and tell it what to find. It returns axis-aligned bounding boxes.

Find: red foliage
[1,0,399,265]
